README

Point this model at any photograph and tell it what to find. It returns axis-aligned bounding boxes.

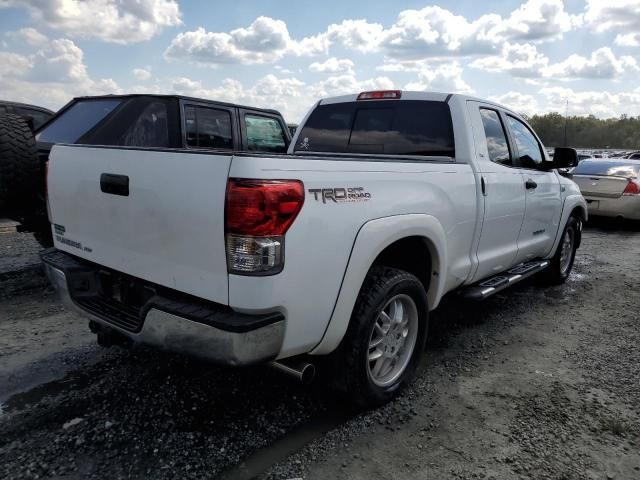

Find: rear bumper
[584,196,640,220]
[42,249,285,366]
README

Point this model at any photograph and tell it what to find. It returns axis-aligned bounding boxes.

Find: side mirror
[553,147,578,169]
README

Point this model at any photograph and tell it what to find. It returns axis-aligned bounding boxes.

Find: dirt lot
[1,221,639,480]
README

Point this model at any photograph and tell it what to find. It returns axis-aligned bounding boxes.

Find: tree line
[525,113,640,150]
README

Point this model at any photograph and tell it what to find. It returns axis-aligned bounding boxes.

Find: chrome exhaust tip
[270,359,316,385]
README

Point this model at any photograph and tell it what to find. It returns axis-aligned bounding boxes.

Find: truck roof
[69,94,283,117]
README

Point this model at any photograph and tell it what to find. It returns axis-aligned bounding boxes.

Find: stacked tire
[0,114,52,247]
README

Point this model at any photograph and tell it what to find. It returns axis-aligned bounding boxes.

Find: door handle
[100,173,129,196]
[525,179,538,190]
[481,176,487,196]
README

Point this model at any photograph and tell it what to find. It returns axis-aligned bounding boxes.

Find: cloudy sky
[1,0,639,122]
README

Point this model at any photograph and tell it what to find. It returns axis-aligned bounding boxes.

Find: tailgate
[47,145,230,304]
[572,175,629,198]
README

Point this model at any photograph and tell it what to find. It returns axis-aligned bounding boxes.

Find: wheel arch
[570,205,586,248]
[310,214,447,356]
[548,194,588,257]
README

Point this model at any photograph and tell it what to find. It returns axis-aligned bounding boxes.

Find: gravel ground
[0,220,639,480]
[0,226,47,298]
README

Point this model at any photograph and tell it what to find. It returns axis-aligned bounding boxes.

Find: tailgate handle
[100,173,129,197]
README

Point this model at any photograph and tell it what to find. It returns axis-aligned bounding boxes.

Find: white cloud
[584,0,640,47]
[378,6,493,58]
[1,0,181,44]
[539,86,640,117]
[165,1,581,66]
[377,0,578,59]
[274,65,294,74]
[230,16,292,57]
[324,19,384,53]
[165,16,326,65]
[473,45,637,80]
[493,86,640,118]
[6,27,48,46]
[498,0,582,42]
[404,62,474,94]
[309,57,354,74]
[471,43,549,77]
[133,68,152,81]
[0,39,119,109]
[546,47,638,79]
[489,91,540,116]
[615,33,640,47]
[0,51,32,77]
[165,19,287,64]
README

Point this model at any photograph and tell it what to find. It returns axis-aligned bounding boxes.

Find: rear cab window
[294,100,455,157]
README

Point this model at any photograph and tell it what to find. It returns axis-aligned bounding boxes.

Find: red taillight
[623,180,640,196]
[357,90,402,101]
[225,179,304,236]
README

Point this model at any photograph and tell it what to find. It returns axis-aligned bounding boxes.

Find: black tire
[0,113,50,243]
[542,216,579,285]
[330,266,429,409]
[0,114,39,212]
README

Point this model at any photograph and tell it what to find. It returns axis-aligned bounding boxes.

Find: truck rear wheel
[332,266,428,409]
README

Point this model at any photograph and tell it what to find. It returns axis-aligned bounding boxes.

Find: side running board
[462,260,549,301]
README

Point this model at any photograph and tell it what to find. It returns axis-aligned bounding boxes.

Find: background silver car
[572,159,640,221]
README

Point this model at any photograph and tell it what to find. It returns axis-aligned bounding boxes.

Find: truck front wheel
[332,266,428,409]
[542,216,579,285]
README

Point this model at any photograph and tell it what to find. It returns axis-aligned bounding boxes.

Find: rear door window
[294,100,455,157]
[79,97,181,148]
[36,99,120,144]
[244,114,287,153]
[119,101,169,148]
[185,105,233,150]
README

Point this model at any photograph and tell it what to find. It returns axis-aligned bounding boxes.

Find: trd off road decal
[308,187,372,203]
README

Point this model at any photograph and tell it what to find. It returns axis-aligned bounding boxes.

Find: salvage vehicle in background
[0,100,54,130]
[0,100,55,245]
[42,90,586,408]
[4,94,290,246]
[572,159,640,221]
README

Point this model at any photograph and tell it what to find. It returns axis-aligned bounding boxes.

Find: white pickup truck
[42,91,586,407]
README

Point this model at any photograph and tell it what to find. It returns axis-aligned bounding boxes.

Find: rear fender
[310,214,447,356]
